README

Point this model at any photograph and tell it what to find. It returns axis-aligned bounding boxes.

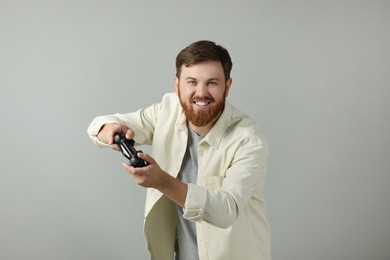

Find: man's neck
[188,123,211,137]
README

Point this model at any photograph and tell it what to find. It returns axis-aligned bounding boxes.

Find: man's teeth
[195,101,209,106]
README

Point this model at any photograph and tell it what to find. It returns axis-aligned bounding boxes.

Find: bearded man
[87,40,271,260]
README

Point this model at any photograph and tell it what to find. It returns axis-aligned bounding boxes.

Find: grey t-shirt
[175,126,204,260]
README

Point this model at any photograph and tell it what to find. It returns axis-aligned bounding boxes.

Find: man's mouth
[193,101,211,107]
[192,96,214,107]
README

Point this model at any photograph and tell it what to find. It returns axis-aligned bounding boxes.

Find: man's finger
[111,144,121,151]
[125,128,135,140]
[122,162,135,173]
[137,152,155,165]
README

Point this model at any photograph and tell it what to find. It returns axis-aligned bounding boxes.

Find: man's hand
[122,152,188,208]
[122,152,165,187]
[97,123,135,151]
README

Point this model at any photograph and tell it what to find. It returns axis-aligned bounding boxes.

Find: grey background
[1,1,389,260]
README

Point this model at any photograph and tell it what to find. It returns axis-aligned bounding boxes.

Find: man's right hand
[97,123,135,151]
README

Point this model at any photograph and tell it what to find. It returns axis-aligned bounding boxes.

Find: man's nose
[196,84,209,97]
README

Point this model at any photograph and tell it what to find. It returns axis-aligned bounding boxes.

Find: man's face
[174,61,232,127]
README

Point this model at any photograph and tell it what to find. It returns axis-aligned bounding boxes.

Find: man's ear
[174,76,180,95]
[225,78,232,97]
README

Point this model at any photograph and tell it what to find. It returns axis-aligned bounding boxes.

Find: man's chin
[187,114,213,127]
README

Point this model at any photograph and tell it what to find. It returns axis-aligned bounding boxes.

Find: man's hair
[175,40,233,81]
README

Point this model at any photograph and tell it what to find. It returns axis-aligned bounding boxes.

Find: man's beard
[178,89,226,127]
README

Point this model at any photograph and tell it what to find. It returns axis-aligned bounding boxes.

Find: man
[87,40,270,260]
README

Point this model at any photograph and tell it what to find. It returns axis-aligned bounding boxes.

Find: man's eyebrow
[184,77,221,81]
[184,77,197,80]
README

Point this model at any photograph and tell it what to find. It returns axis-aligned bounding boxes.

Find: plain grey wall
[1,1,389,260]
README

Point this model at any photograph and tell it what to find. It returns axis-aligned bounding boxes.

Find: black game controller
[113,132,147,168]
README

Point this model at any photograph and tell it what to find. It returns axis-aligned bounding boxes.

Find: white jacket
[87,93,271,260]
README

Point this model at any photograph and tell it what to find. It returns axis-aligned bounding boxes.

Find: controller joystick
[113,132,147,168]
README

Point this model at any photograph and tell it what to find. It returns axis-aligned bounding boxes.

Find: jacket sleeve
[183,139,268,229]
[87,102,161,147]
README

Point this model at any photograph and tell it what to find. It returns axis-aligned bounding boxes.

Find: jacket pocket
[204,176,224,190]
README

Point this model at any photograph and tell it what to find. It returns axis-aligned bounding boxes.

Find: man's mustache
[191,96,215,102]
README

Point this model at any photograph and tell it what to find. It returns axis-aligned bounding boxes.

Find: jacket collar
[203,101,240,148]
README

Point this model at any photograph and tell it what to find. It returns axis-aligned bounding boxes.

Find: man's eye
[188,81,197,86]
[208,81,217,86]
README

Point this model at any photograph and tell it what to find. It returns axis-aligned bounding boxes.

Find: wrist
[96,124,105,141]
[157,172,188,208]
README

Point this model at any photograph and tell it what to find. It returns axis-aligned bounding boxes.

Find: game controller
[113,132,147,168]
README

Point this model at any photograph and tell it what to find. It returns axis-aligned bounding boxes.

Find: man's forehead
[180,61,224,79]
